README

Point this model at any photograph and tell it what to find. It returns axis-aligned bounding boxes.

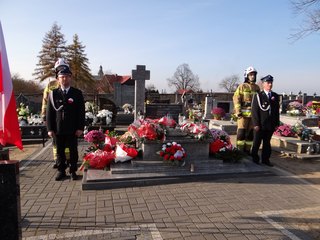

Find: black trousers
[56,134,78,173]
[251,129,273,163]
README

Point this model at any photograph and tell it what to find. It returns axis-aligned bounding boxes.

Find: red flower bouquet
[180,122,209,140]
[209,129,244,162]
[159,142,186,166]
[80,149,115,170]
[114,143,138,163]
[158,116,177,128]
[128,119,164,142]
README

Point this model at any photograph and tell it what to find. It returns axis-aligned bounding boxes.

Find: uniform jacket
[41,80,59,120]
[46,87,85,135]
[251,91,280,131]
[233,82,260,117]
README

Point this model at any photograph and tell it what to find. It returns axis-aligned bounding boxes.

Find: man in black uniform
[46,61,85,181]
[251,75,280,167]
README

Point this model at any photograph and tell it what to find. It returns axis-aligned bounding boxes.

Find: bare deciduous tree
[12,74,43,94]
[291,0,320,40]
[218,74,240,92]
[146,84,158,93]
[167,63,200,92]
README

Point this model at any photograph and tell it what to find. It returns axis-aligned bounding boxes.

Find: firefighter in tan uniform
[233,66,260,153]
[41,59,70,168]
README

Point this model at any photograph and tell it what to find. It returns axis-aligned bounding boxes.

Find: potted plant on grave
[17,103,30,126]
[211,107,226,120]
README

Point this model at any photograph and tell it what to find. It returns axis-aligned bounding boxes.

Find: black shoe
[262,161,274,167]
[70,172,78,180]
[53,163,58,169]
[55,171,66,181]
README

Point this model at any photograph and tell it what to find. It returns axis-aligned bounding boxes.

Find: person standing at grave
[46,59,85,181]
[41,59,70,168]
[251,75,280,166]
[233,66,261,153]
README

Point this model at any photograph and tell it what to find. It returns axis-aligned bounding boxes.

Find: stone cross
[132,65,150,119]
[204,95,213,119]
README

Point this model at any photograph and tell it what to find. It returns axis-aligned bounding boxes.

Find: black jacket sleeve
[76,89,85,131]
[251,93,260,127]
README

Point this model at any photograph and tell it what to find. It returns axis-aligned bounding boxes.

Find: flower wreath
[159,142,186,165]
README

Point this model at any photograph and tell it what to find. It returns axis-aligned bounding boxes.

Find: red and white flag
[0,21,23,149]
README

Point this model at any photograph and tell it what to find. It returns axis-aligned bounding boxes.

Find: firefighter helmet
[244,66,257,83]
[244,66,257,78]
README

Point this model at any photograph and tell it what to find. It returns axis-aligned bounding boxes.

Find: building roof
[104,74,132,85]
[96,74,133,94]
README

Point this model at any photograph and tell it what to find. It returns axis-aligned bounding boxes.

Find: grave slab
[208,119,237,134]
[82,157,273,190]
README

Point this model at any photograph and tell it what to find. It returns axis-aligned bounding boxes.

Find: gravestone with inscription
[204,95,213,119]
[145,103,183,122]
[132,65,150,120]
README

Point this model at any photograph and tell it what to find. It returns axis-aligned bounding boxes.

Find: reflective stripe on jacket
[233,82,260,117]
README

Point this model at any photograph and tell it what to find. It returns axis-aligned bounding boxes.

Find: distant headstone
[302,93,307,105]
[132,65,150,119]
[145,103,183,122]
[204,95,213,119]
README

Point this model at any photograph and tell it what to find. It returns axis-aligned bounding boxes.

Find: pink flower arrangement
[287,101,303,110]
[306,101,313,108]
[211,107,226,119]
[84,130,105,144]
[274,124,295,137]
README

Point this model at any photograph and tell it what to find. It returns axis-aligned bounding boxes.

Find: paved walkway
[19,140,320,240]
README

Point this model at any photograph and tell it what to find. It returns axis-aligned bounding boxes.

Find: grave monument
[132,65,150,120]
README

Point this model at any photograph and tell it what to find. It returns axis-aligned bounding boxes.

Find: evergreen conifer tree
[67,34,95,93]
[33,22,67,82]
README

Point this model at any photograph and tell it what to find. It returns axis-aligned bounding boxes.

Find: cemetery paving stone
[17,140,320,240]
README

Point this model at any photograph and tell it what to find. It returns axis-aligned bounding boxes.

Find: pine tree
[67,34,95,93]
[33,22,67,82]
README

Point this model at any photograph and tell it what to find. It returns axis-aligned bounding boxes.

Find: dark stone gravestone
[0,161,22,240]
[98,97,117,125]
[217,102,230,114]
[88,98,117,132]
[145,103,183,122]
[20,125,48,147]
